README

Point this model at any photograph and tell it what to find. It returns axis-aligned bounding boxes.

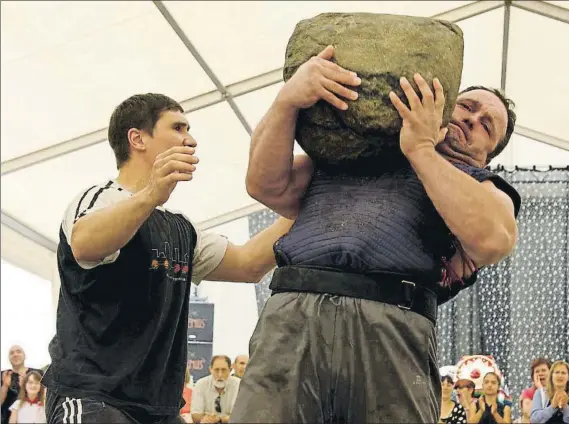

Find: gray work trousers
[230,292,440,423]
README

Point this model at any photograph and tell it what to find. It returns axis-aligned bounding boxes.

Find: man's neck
[485,395,498,405]
[12,366,27,375]
[116,161,151,194]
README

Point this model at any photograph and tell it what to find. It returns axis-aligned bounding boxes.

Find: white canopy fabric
[1,1,569,279]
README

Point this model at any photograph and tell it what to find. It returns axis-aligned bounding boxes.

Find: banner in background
[188,302,214,343]
[187,342,213,382]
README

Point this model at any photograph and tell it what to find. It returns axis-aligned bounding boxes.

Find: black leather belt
[269,266,438,324]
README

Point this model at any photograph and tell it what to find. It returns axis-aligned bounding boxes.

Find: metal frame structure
[2,0,568,251]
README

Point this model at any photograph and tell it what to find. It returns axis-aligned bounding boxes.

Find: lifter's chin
[436,141,480,168]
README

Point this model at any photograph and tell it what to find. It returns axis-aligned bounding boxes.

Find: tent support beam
[432,0,505,22]
[153,1,252,135]
[511,0,569,25]
[500,1,512,91]
[0,68,282,177]
[1,211,58,252]
[514,126,569,151]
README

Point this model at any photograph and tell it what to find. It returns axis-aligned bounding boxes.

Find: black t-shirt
[42,181,226,418]
[1,368,43,423]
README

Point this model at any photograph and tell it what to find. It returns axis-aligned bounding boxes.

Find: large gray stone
[284,13,464,169]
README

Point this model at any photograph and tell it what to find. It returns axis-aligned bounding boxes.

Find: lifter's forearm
[406,147,516,264]
[71,188,157,262]
[246,95,299,195]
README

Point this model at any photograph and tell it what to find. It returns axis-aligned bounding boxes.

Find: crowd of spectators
[440,357,569,424]
[2,344,566,424]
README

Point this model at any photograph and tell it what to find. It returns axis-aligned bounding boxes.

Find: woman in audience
[471,372,511,424]
[440,375,468,423]
[455,377,477,423]
[8,370,46,423]
[530,360,569,424]
[181,365,194,423]
[513,389,533,423]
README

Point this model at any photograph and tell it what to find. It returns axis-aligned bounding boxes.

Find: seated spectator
[522,358,552,402]
[8,370,46,424]
[471,372,511,424]
[1,346,42,424]
[455,377,477,423]
[191,356,240,424]
[440,375,467,423]
[181,365,193,423]
[530,360,569,424]
[231,355,248,379]
[513,389,533,423]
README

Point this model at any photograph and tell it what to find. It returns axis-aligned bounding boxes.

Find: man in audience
[191,356,240,424]
[1,345,42,423]
[231,355,249,379]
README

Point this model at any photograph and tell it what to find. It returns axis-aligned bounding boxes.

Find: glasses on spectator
[215,395,222,414]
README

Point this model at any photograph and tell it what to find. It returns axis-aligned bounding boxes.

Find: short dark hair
[210,355,231,369]
[459,86,516,163]
[531,357,552,377]
[441,375,454,385]
[107,93,183,169]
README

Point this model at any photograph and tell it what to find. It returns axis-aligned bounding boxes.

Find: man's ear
[128,128,146,153]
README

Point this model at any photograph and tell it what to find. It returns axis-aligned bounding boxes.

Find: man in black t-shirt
[231,46,521,423]
[42,93,293,424]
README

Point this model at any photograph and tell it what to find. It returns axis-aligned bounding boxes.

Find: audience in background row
[530,360,569,424]
[190,355,242,424]
[1,346,44,424]
[522,358,553,403]
[513,388,533,423]
[181,365,194,423]
[3,345,565,424]
[231,355,249,380]
[8,370,46,424]
[440,375,468,423]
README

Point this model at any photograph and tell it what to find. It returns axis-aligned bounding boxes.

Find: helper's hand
[144,146,199,206]
[389,73,448,158]
[278,45,361,111]
[490,402,498,416]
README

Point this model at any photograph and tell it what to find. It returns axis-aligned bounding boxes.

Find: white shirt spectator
[9,400,46,424]
[191,375,240,416]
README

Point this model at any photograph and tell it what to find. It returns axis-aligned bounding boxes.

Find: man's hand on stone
[277,45,361,111]
[389,73,448,158]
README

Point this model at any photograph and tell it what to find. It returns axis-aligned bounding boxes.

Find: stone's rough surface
[284,13,464,167]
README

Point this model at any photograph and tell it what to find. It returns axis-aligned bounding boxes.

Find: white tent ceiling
[1,1,569,278]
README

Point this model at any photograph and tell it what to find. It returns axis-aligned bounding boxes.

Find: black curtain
[247,167,569,417]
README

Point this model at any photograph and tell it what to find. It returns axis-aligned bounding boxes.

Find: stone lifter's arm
[390,74,517,266]
[246,45,360,219]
